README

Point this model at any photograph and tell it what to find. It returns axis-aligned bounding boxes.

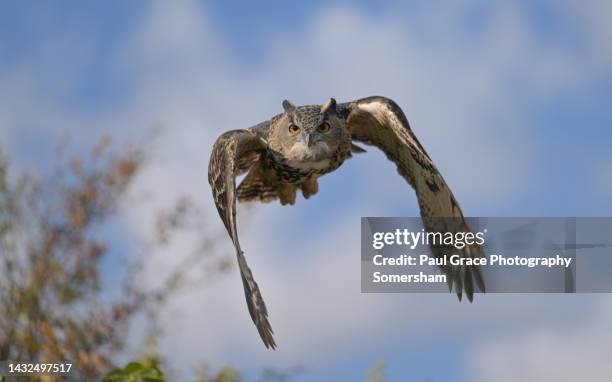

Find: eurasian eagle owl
[208,96,485,349]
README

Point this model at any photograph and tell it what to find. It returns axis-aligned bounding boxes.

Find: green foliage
[0,139,225,381]
[101,359,245,382]
[0,140,144,379]
[193,364,242,382]
[366,362,385,382]
[102,361,165,382]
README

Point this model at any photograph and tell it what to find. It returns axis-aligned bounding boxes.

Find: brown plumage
[208,96,485,349]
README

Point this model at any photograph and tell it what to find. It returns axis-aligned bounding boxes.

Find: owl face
[272,99,348,162]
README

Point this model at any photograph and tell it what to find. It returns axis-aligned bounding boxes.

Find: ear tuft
[282,100,296,113]
[320,98,337,114]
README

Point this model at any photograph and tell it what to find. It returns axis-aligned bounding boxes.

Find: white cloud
[469,297,612,382]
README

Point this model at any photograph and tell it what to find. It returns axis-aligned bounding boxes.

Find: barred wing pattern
[342,96,485,301]
[207,129,276,348]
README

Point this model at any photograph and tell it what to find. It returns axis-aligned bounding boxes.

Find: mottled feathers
[342,97,486,301]
[208,129,276,348]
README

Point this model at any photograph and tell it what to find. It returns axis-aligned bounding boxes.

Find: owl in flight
[208,96,485,349]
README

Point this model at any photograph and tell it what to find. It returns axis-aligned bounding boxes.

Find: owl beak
[305,134,315,147]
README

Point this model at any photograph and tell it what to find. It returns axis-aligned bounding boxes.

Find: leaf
[102,361,166,382]
[124,362,145,374]
[101,369,127,382]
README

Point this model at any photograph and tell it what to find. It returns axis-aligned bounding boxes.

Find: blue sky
[2,1,612,381]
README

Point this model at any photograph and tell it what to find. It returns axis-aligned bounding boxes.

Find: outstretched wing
[341,96,485,302]
[207,128,277,348]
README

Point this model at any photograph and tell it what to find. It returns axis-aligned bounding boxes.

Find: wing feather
[207,128,276,348]
[343,96,485,301]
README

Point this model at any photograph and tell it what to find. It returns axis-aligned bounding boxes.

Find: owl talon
[278,183,296,205]
[300,178,319,199]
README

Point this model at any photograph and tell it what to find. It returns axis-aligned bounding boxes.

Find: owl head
[272,98,349,162]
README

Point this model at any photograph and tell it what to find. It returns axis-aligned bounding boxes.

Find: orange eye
[318,122,331,133]
[289,124,301,134]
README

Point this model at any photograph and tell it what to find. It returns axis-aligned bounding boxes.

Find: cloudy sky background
[2,1,612,381]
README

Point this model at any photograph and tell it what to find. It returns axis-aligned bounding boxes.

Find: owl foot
[278,183,296,205]
[300,178,319,199]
